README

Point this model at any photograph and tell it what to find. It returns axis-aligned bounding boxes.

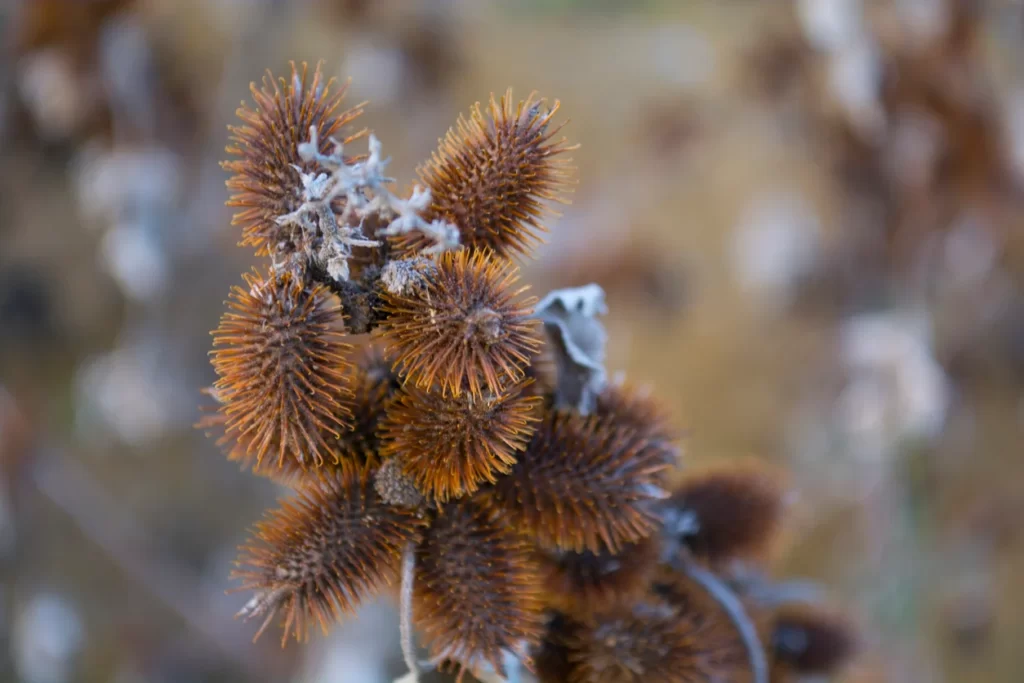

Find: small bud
[373,458,426,509]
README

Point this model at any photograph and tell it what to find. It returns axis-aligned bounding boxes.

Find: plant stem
[676,555,768,683]
[399,543,419,681]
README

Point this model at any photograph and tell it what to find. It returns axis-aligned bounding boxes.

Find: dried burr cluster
[200,62,857,683]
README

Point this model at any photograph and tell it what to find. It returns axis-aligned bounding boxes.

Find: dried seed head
[543,570,753,683]
[211,268,353,471]
[596,381,682,447]
[538,536,660,621]
[224,61,365,256]
[233,467,428,645]
[402,89,575,258]
[556,591,751,683]
[196,398,346,487]
[665,462,787,565]
[379,379,541,503]
[414,500,544,677]
[771,603,857,676]
[485,409,673,553]
[378,248,541,398]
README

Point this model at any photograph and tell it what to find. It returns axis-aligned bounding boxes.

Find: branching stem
[674,553,769,683]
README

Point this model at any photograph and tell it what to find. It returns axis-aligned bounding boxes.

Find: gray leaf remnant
[276,127,459,285]
[533,284,608,414]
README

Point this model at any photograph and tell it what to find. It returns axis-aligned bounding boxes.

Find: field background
[2,1,1023,682]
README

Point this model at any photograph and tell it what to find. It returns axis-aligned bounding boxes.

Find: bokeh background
[2,0,1023,681]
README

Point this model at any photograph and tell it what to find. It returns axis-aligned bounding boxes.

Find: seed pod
[485,409,673,553]
[664,461,787,566]
[403,89,575,258]
[196,397,330,486]
[211,268,353,471]
[379,379,541,503]
[414,500,544,678]
[224,61,365,256]
[595,381,681,447]
[233,467,428,645]
[538,536,660,620]
[562,596,751,683]
[771,603,858,676]
[378,248,541,398]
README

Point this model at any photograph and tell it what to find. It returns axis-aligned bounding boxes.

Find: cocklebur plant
[201,61,857,683]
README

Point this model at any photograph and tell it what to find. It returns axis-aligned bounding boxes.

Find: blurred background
[1,0,1023,681]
